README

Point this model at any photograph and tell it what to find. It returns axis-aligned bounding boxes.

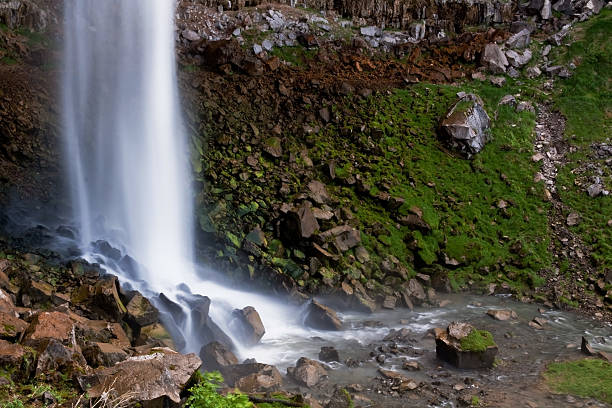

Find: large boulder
[82,342,129,368]
[282,202,319,241]
[221,363,283,393]
[231,306,265,346]
[22,311,75,350]
[78,349,201,404]
[481,43,508,74]
[125,293,159,329]
[287,357,328,387]
[304,300,343,331]
[36,338,86,377]
[180,294,234,348]
[435,322,498,369]
[439,94,491,157]
[200,341,238,372]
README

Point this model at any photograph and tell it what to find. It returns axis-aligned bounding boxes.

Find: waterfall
[63,0,192,292]
[61,0,307,361]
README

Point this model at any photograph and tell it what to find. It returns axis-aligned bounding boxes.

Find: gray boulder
[506,29,530,49]
[439,94,491,157]
[481,43,508,74]
[506,49,532,67]
[231,306,265,346]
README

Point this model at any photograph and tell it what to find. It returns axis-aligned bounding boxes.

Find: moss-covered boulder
[435,322,497,369]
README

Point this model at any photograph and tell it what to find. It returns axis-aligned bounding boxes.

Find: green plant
[460,329,496,352]
[2,400,24,408]
[544,359,612,403]
[186,372,253,408]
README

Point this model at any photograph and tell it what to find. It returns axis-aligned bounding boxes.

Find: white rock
[253,44,263,54]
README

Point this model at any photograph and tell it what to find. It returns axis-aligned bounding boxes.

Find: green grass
[309,81,550,291]
[460,329,496,352]
[544,359,612,403]
[552,9,612,273]
[269,46,317,67]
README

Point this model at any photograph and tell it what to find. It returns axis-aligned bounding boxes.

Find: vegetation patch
[460,329,496,352]
[544,359,612,403]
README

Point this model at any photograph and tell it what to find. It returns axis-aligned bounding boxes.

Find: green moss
[460,329,496,352]
[544,359,612,403]
[269,46,317,67]
[552,9,612,274]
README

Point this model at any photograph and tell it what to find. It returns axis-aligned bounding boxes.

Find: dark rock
[125,293,159,329]
[91,275,127,321]
[319,346,340,362]
[403,279,426,306]
[283,202,319,241]
[82,342,129,368]
[397,214,431,232]
[287,357,328,387]
[318,225,361,252]
[36,338,86,377]
[307,180,330,204]
[231,306,265,346]
[263,136,282,158]
[200,341,239,371]
[304,300,343,331]
[439,93,491,157]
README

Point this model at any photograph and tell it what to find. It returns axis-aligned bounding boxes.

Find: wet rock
[506,29,530,49]
[221,363,283,393]
[318,225,361,252]
[91,275,127,321]
[82,342,129,368]
[125,293,159,329]
[529,316,548,329]
[435,323,497,369]
[231,306,265,346]
[304,300,343,331]
[319,346,340,362]
[481,43,508,74]
[200,341,238,371]
[382,295,397,309]
[439,93,491,157]
[79,349,201,404]
[287,357,328,387]
[486,309,518,321]
[182,294,234,348]
[403,279,427,305]
[581,336,596,355]
[402,360,421,371]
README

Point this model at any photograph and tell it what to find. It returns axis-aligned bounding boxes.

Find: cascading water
[61,0,310,362]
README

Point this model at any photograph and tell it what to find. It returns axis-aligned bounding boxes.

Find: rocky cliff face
[0,0,59,31]
[186,0,515,32]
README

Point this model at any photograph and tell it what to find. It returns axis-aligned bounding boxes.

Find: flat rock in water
[486,309,518,321]
[287,357,328,387]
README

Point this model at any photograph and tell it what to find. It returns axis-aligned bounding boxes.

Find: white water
[61,0,328,365]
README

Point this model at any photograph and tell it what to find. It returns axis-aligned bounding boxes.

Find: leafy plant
[186,372,252,408]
